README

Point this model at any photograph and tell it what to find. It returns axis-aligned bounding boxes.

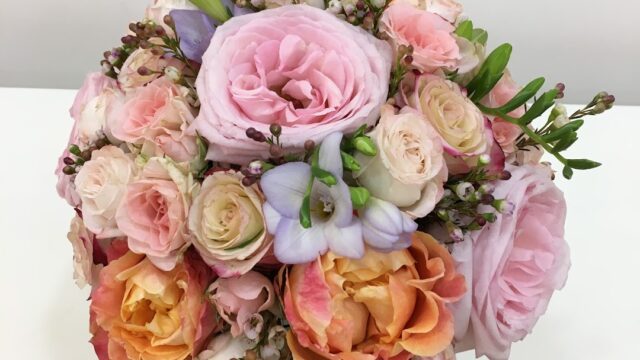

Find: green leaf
[352,124,368,139]
[567,159,602,170]
[467,43,513,102]
[341,151,361,172]
[189,0,231,23]
[472,28,488,45]
[562,166,574,179]
[496,77,545,114]
[349,187,371,209]
[455,20,474,40]
[541,120,584,143]
[553,132,578,152]
[519,88,559,125]
[311,166,337,186]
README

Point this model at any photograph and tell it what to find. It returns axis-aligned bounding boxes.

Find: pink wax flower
[451,165,570,360]
[380,2,460,73]
[193,5,392,164]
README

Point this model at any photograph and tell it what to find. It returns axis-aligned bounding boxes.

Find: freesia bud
[454,182,475,200]
[353,136,377,156]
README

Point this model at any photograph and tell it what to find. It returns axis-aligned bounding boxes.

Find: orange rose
[90,251,219,360]
[281,232,466,359]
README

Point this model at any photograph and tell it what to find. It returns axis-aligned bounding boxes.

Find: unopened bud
[479,183,495,194]
[493,199,515,215]
[163,15,174,28]
[304,139,316,152]
[269,144,284,158]
[246,127,257,139]
[353,136,377,156]
[63,157,75,166]
[327,0,343,14]
[137,66,152,76]
[62,165,76,175]
[242,176,257,187]
[68,144,82,156]
[480,193,495,205]
[164,66,181,82]
[269,123,282,137]
[477,154,491,167]
[248,160,263,175]
[454,182,475,200]
[436,209,449,221]
[499,170,512,180]
[371,0,386,8]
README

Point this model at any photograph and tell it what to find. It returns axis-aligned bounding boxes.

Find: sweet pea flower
[451,165,570,360]
[261,132,364,264]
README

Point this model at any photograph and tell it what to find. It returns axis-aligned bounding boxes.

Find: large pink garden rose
[193,5,392,164]
[452,165,570,360]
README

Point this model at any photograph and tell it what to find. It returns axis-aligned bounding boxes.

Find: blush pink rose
[482,73,524,154]
[56,73,120,207]
[207,271,275,337]
[451,165,570,360]
[67,216,102,288]
[381,3,460,73]
[193,5,392,164]
[110,77,198,162]
[115,158,197,271]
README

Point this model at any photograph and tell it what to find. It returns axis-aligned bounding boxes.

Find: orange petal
[399,301,454,357]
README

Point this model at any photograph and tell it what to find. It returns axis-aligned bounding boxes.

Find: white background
[0,0,639,104]
[1,88,639,359]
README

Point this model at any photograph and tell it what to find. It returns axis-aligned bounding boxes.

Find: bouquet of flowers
[55,0,615,359]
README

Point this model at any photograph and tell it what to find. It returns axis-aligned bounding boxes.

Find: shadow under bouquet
[55,0,614,359]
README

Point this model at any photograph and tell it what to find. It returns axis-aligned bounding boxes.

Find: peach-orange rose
[281,232,466,359]
[90,251,219,360]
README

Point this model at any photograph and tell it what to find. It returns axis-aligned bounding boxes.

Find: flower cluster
[56,0,612,359]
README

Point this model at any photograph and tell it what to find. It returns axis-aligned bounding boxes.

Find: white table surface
[0,87,638,359]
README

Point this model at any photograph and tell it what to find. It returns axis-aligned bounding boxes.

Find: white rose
[118,48,165,89]
[145,0,198,28]
[76,89,122,145]
[355,105,447,218]
[196,332,254,360]
[409,75,489,156]
[403,0,463,23]
[189,170,272,277]
[75,146,137,238]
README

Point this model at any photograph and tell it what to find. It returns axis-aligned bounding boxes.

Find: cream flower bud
[164,65,182,82]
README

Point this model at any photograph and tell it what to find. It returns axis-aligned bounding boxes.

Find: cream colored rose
[118,48,164,89]
[404,0,463,23]
[409,75,488,156]
[76,89,123,145]
[355,105,447,218]
[75,146,136,239]
[189,171,272,277]
[67,216,101,288]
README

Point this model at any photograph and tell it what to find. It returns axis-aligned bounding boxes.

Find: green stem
[477,104,568,166]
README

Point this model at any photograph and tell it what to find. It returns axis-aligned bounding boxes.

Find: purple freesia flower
[359,197,417,252]
[261,133,364,264]
[170,9,218,63]
[170,2,253,63]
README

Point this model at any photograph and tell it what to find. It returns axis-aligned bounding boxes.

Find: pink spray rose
[380,2,460,73]
[193,5,392,164]
[110,77,198,162]
[452,165,570,360]
[67,216,101,288]
[482,72,524,154]
[116,158,198,271]
[56,73,120,207]
[207,271,275,337]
